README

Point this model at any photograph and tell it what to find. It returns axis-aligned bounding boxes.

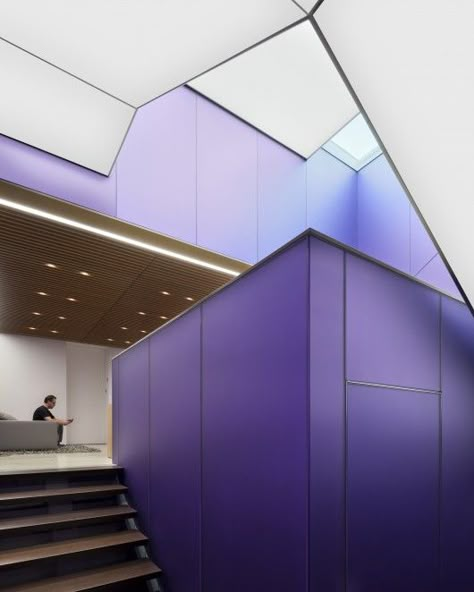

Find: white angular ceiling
[296,1,318,13]
[189,21,358,158]
[316,0,473,309]
[0,39,133,175]
[0,0,306,173]
[0,0,305,108]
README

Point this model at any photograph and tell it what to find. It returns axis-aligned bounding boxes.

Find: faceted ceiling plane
[0,0,305,107]
[0,0,306,173]
[316,0,474,310]
[0,39,134,175]
[189,21,358,158]
[295,0,319,12]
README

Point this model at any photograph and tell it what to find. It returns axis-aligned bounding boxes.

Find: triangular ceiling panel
[0,40,133,175]
[316,0,474,310]
[295,0,318,12]
[0,0,305,108]
[189,21,358,158]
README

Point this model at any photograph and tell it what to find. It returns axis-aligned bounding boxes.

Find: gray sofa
[0,420,57,450]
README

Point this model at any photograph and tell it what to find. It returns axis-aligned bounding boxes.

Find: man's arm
[44,417,73,426]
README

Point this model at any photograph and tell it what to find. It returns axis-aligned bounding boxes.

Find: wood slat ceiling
[0,184,247,348]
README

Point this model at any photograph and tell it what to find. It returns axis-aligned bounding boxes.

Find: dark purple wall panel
[112,232,474,592]
[347,384,439,592]
[116,340,150,532]
[149,308,202,592]
[346,254,441,391]
[441,298,474,591]
[201,240,309,592]
[309,237,345,592]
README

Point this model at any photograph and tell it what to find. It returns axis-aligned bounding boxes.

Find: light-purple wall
[0,85,460,297]
[0,134,117,215]
[0,86,356,266]
[113,231,474,592]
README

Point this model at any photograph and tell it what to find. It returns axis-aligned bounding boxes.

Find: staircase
[0,466,161,591]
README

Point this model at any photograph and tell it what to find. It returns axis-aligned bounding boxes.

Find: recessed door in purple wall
[347,384,439,592]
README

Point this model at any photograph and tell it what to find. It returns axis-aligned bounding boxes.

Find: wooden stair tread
[0,530,147,567]
[0,467,121,478]
[0,484,127,504]
[1,559,160,592]
[0,505,136,533]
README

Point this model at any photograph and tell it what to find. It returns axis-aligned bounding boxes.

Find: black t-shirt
[33,406,55,421]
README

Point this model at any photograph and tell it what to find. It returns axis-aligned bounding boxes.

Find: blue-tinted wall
[0,87,357,265]
[113,232,474,592]
[0,84,460,297]
[358,155,460,299]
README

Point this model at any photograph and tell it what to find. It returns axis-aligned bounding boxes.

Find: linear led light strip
[0,198,240,277]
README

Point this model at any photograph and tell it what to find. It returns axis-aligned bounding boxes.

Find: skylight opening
[323,113,382,170]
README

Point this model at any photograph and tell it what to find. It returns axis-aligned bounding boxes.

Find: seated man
[33,395,73,446]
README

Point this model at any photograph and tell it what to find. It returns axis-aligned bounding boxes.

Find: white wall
[0,334,121,444]
[67,343,104,444]
[0,334,67,423]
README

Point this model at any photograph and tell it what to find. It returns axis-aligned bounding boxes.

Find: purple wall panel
[309,237,345,592]
[441,298,474,591]
[112,231,474,592]
[201,240,309,592]
[307,149,357,248]
[357,155,410,272]
[0,134,117,215]
[346,255,440,390]
[149,309,201,592]
[116,340,150,532]
[410,206,438,275]
[347,384,439,592]
[416,255,462,300]
[117,87,197,243]
[257,134,306,259]
[196,96,258,263]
